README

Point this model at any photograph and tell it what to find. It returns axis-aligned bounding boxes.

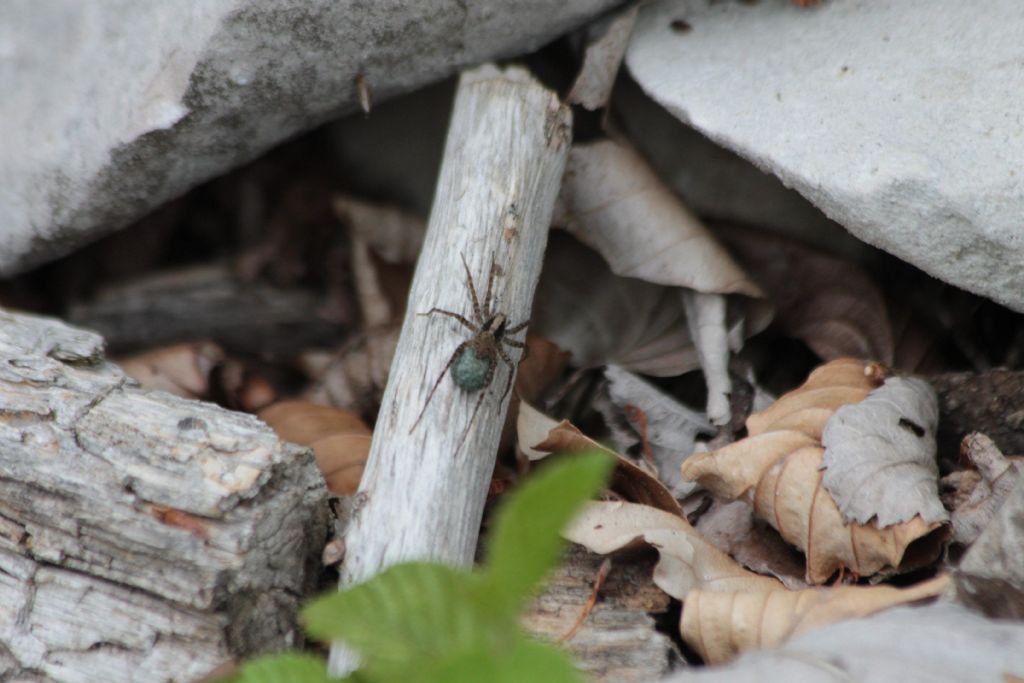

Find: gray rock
[627,0,1024,311]
[0,0,618,275]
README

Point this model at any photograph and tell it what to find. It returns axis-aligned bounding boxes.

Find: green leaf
[230,652,333,683]
[480,451,614,617]
[303,562,489,673]
[427,636,586,683]
[296,453,610,682]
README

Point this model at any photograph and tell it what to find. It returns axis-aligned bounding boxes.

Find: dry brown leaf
[514,335,571,405]
[564,501,783,600]
[517,401,682,517]
[258,400,370,495]
[680,575,949,665]
[942,432,1024,546]
[682,358,946,583]
[715,223,895,365]
[566,500,949,666]
[553,141,772,402]
[117,341,224,399]
[821,376,947,526]
[557,140,762,298]
[746,357,886,438]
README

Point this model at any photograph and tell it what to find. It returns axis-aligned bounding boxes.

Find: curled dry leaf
[682,358,946,583]
[564,501,782,600]
[556,140,762,298]
[516,400,682,516]
[942,432,1024,546]
[553,140,771,397]
[602,364,714,497]
[567,6,638,111]
[117,341,224,399]
[258,400,370,495]
[681,576,949,666]
[822,376,947,527]
[682,290,733,425]
[714,223,895,365]
[565,501,948,666]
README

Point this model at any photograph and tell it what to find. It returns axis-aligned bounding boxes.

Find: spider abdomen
[451,344,494,392]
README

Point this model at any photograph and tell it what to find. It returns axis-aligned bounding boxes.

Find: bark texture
[0,308,330,683]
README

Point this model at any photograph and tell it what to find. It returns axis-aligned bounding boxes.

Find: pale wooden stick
[329,64,571,674]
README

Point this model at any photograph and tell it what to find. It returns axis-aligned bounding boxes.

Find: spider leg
[419,308,477,333]
[506,318,530,335]
[460,253,484,324]
[409,342,466,434]
[482,256,500,318]
[501,338,526,350]
[495,345,518,404]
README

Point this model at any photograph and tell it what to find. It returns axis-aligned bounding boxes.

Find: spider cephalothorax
[409,255,528,448]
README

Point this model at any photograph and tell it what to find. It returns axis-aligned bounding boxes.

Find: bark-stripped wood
[67,262,344,354]
[523,545,677,682]
[0,308,330,683]
[329,64,570,673]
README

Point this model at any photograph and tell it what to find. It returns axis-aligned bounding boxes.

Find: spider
[408,254,529,448]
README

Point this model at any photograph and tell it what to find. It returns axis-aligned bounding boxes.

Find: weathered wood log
[523,545,677,682]
[329,64,571,673]
[0,308,330,682]
[930,369,1024,466]
[67,262,345,354]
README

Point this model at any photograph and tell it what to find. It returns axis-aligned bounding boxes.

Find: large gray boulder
[0,0,619,275]
[627,0,1024,311]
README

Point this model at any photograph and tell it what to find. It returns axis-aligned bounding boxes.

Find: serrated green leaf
[427,635,586,683]
[480,451,614,616]
[303,562,488,672]
[230,652,333,683]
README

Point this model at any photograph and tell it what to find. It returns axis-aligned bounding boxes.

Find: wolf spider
[409,254,529,447]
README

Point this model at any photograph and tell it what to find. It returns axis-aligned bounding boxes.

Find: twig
[328,64,571,675]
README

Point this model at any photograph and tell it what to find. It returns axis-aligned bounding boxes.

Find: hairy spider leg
[482,258,501,319]
[408,340,468,434]
[460,254,485,325]
[495,344,517,403]
[506,319,530,335]
[418,308,477,333]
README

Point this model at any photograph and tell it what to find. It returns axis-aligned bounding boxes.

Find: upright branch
[329,64,571,673]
